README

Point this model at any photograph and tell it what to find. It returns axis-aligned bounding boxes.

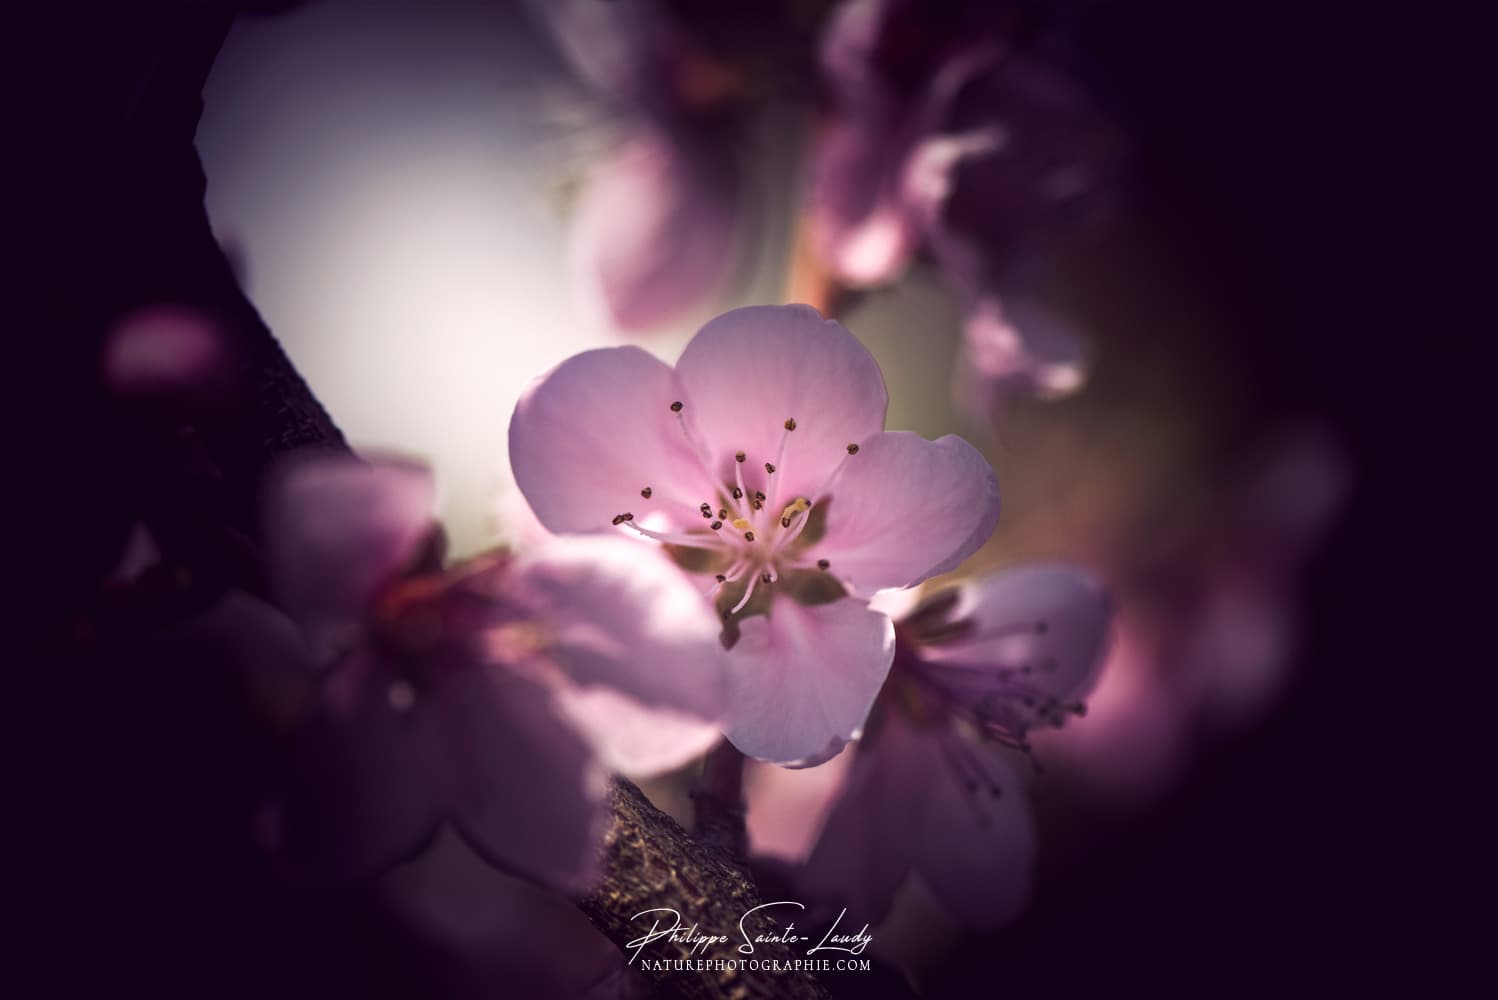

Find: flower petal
[378,829,627,999]
[264,456,435,650]
[722,596,894,766]
[507,535,729,774]
[813,430,999,595]
[509,345,717,536]
[440,666,610,894]
[809,115,921,287]
[798,711,938,925]
[918,563,1112,726]
[674,304,888,507]
[744,752,856,863]
[957,298,1089,416]
[571,130,742,334]
[259,651,442,886]
[913,731,1034,930]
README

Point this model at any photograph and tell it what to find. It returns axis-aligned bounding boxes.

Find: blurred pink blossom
[811,0,1119,401]
[256,455,728,889]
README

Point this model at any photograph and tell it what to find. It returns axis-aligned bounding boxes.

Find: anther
[846,443,860,455]
[781,517,791,528]
[715,574,727,583]
[611,514,625,526]
[754,491,765,502]
[670,401,683,412]
[760,571,773,583]
[784,417,797,431]
[718,508,728,519]
[817,559,830,570]
[744,531,755,542]
[735,451,746,463]
[732,487,743,500]
[711,520,722,530]
[765,462,776,475]
[640,487,653,499]
[621,512,634,521]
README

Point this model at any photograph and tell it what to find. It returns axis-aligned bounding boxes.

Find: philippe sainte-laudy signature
[624,902,873,965]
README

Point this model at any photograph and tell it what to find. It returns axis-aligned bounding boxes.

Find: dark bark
[581,779,830,1000]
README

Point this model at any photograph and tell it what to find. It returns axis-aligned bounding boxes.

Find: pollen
[779,497,811,522]
[731,517,752,531]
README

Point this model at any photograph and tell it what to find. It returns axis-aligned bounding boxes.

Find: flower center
[604,399,863,622]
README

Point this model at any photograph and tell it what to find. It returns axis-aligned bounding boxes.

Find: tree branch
[580,778,830,1000]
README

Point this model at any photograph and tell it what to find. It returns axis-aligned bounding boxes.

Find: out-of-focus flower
[103,304,242,408]
[956,297,1089,417]
[535,0,755,336]
[1044,428,1351,794]
[257,455,728,889]
[569,129,744,333]
[751,564,1111,929]
[811,0,1119,399]
[378,830,644,1000]
[509,304,999,766]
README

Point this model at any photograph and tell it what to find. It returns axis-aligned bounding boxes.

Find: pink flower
[760,564,1110,929]
[258,455,727,889]
[536,0,752,336]
[509,304,1000,765]
[810,0,1119,402]
[569,129,744,334]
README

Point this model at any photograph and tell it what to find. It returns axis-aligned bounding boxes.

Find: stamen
[669,401,683,412]
[769,497,816,555]
[640,487,652,499]
[620,520,722,547]
[744,531,755,542]
[766,420,794,510]
[732,487,744,500]
[760,571,773,584]
[728,571,761,615]
[817,559,830,570]
[735,451,746,463]
[846,443,860,454]
[711,520,722,530]
[718,508,728,519]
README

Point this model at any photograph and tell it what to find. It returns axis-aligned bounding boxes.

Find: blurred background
[21,0,1485,996]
